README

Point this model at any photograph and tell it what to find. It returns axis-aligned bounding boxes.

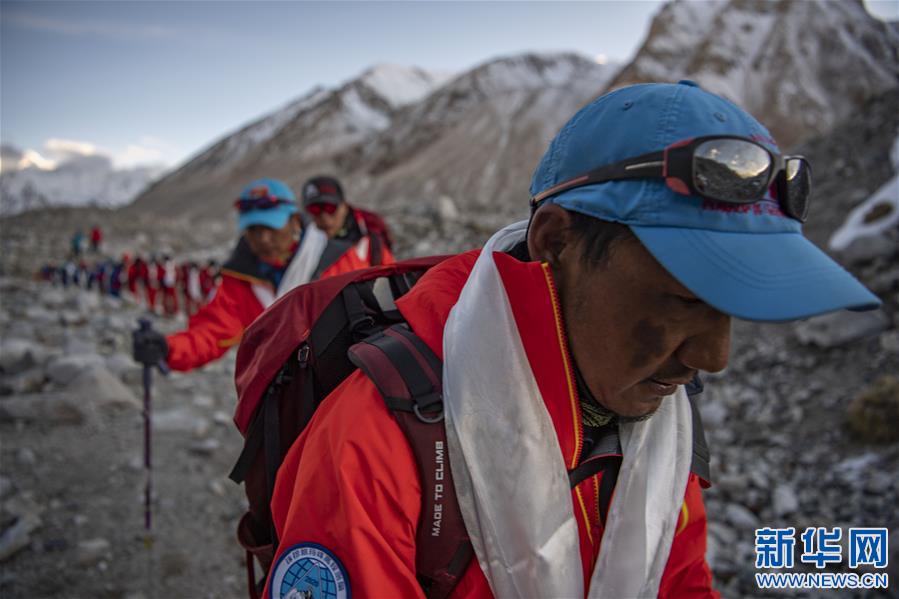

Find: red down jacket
[166,229,394,372]
[266,250,718,598]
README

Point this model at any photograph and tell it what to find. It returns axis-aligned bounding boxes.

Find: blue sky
[2,1,897,170]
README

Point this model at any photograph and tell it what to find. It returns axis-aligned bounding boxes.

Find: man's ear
[527,203,574,268]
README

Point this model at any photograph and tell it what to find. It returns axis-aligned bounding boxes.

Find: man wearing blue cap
[134,178,331,372]
[265,83,880,599]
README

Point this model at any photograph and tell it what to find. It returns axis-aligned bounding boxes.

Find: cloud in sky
[2,137,174,173]
[3,11,176,41]
[113,136,178,169]
[44,138,99,161]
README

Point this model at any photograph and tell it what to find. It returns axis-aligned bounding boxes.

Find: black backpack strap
[349,324,472,599]
[369,233,383,266]
[312,238,353,280]
[686,374,712,487]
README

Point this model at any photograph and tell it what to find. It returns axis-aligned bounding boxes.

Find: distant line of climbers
[39,255,222,317]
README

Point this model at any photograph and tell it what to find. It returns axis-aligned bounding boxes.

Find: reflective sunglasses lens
[784,157,811,221]
[693,139,773,202]
[308,203,336,215]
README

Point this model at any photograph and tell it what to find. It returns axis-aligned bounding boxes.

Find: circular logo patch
[269,543,350,599]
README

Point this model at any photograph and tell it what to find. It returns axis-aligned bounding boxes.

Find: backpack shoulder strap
[686,374,712,487]
[348,324,473,599]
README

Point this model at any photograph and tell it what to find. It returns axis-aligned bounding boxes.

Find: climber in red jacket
[263,83,880,599]
[133,177,395,372]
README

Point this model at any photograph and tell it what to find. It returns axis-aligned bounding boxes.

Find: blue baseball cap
[236,178,299,231]
[530,81,881,322]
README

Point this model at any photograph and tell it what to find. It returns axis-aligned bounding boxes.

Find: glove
[133,326,169,367]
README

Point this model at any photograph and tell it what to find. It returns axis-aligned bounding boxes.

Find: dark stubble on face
[629,318,668,370]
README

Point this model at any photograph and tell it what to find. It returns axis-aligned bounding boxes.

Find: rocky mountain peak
[605,0,899,148]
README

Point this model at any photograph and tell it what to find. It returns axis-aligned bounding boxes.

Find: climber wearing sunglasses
[301,175,395,273]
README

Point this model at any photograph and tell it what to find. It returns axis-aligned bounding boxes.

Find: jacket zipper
[540,262,584,467]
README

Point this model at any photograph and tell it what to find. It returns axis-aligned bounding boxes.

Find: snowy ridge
[625,0,727,79]
[0,153,165,216]
[215,87,331,166]
[342,53,618,214]
[141,64,455,204]
[606,0,899,148]
[358,64,455,109]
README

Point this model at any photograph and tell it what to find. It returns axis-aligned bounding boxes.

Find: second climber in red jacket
[133,177,394,372]
[301,175,394,271]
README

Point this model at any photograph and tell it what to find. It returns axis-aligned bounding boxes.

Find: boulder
[68,291,99,313]
[39,288,66,309]
[847,375,899,444]
[0,368,46,396]
[0,393,86,424]
[725,503,760,529]
[0,516,41,562]
[104,353,142,385]
[0,339,47,375]
[46,354,105,387]
[0,476,12,501]
[839,233,896,266]
[436,195,460,223]
[772,483,800,516]
[154,407,206,433]
[75,538,110,567]
[23,306,55,327]
[794,310,890,348]
[66,365,141,410]
[58,310,88,327]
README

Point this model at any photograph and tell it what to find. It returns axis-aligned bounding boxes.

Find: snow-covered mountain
[340,53,617,216]
[130,54,615,219]
[124,0,897,225]
[132,64,454,217]
[0,145,165,216]
[605,0,899,148]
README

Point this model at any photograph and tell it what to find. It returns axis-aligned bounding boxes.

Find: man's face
[531,206,731,419]
[243,215,300,261]
[308,202,349,238]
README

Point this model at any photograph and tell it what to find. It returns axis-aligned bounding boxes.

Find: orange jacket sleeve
[165,275,263,372]
[658,474,720,598]
[267,371,425,598]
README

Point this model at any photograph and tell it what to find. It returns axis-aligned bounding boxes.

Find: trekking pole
[136,318,169,545]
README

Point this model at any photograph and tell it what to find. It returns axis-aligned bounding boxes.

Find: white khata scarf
[252,223,328,309]
[442,220,693,598]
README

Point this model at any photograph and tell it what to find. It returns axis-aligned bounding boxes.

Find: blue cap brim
[237,204,296,231]
[630,226,882,322]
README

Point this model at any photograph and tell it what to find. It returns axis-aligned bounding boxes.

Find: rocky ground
[1,120,898,595]
[0,283,247,597]
[1,219,897,598]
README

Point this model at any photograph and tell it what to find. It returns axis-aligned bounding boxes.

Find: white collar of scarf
[442,220,693,598]
[252,223,328,309]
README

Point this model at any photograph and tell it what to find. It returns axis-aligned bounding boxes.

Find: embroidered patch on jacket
[269,543,351,599]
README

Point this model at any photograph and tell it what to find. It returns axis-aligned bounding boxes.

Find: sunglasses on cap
[233,194,293,213]
[306,202,339,216]
[530,135,812,222]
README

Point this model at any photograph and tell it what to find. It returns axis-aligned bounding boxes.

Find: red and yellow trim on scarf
[676,501,690,535]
